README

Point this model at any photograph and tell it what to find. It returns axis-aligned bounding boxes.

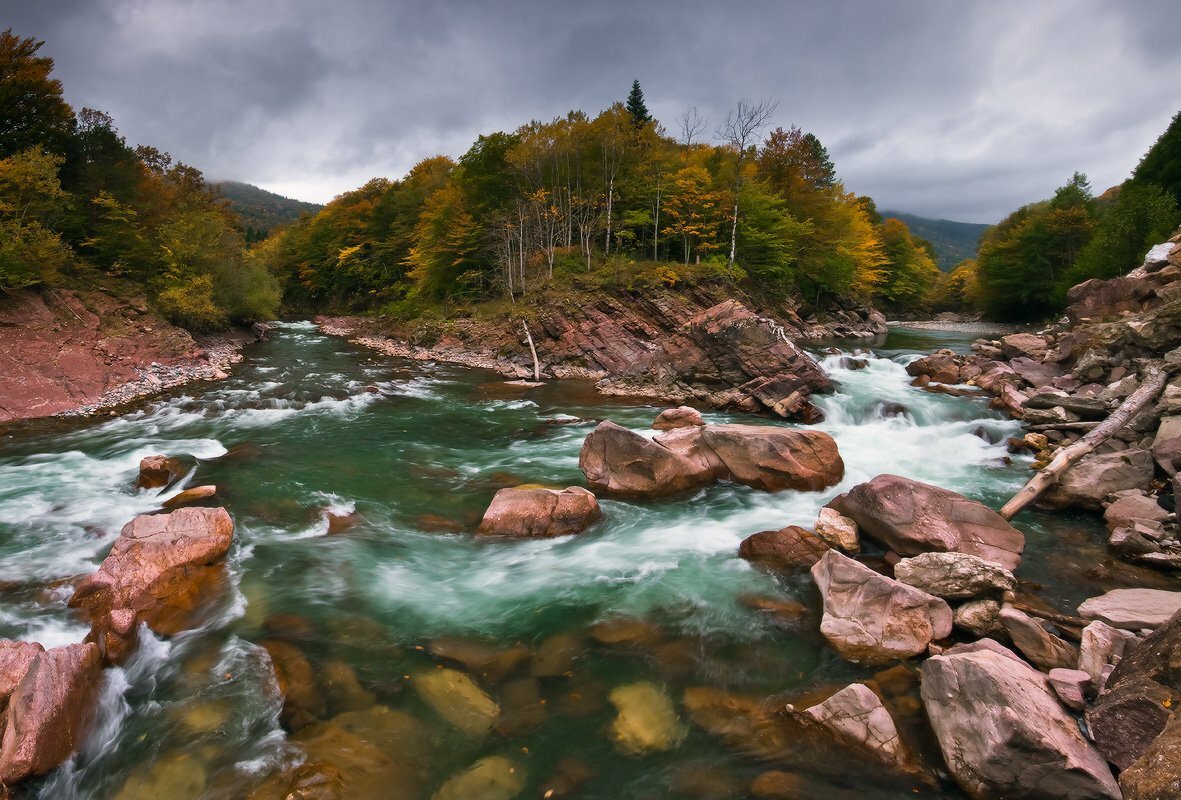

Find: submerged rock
[476,486,602,538]
[432,756,524,800]
[579,420,843,498]
[70,507,235,654]
[412,667,500,735]
[607,682,687,754]
[811,550,952,664]
[921,640,1120,800]
[829,474,1024,571]
[0,642,102,785]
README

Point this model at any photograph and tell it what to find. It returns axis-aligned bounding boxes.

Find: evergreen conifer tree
[625,80,651,127]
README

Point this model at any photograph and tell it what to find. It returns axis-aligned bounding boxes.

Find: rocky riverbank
[318,286,886,422]
[0,285,267,424]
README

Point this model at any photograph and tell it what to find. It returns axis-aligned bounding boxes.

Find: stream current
[0,323,1114,799]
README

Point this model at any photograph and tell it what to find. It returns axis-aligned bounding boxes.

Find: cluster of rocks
[321,290,884,422]
[731,467,1181,799]
[906,233,1181,566]
[0,477,237,788]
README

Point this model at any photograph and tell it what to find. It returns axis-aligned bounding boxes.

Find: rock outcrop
[476,486,602,538]
[829,475,1024,571]
[0,286,248,422]
[69,507,235,661]
[920,640,1120,800]
[811,550,952,664]
[579,420,844,498]
[321,287,885,420]
[1086,609,1181,771]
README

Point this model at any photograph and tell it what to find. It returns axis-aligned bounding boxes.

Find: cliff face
[0,286,239,423]
[321,286,886,421]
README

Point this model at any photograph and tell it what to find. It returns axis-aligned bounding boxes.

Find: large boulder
[476,486,602,538]
[69,507,235,658]
[829,475,1024,571]
[693,424,844,492]
[811,550,952,664]
[1086,610,1181,770]
[0,641,43,699]
[136,455,186,489]
[739,526,829,570]
[921,639,1120,800]
[578,421,713,497]
[1041,449,1156,511]
[579,420,844,498]
[892,552,1015,600]
[0,643,102,784]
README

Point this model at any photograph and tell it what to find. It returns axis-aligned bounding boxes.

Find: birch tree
[717,98,777,268]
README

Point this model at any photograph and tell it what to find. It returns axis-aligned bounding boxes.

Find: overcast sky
[5,0,1179,222]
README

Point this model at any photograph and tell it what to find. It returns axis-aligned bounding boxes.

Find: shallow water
[0,323,1124,799]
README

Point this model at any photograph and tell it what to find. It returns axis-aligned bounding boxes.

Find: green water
[0,323,1123,799]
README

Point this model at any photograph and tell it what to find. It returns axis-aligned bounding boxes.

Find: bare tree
[677,106,707,146]
[716,98,777,267]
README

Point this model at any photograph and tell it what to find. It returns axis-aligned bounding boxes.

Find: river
[0,323,1116,799]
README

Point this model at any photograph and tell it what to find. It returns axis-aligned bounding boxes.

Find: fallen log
[1024,422,1102,432]
[999,364,1177,520]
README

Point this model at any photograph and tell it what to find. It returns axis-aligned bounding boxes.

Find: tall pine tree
[625,80,651,127]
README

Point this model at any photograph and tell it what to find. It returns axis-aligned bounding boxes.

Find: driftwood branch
[1000,364,1176,520]
[521,321,541,382]
[1024,422,1102,432]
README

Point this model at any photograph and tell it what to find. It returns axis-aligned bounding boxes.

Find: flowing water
[0,323,1119,799]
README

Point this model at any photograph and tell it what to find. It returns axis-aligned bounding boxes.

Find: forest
[4,27,1180,328]
[0,30,279,330]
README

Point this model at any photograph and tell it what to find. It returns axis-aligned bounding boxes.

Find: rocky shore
[318,287,886,422]
[0,285,268,423]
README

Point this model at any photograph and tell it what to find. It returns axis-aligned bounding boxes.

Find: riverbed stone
[136,454,186,488]
[1104,491,1170,532]
[801,683,915,772]
[998,605,1079,671]
[608,681,687,754]
[1041,449,1156,511]
[893,552,1015,599]
[811,550,952,664]
[829,475,1024,571]
[476,486,602,538]
[953,598,1006,638]
[413,667,499,736]
[69,507,235,645]
[813,507,859,553]
[1048,668,1091,711]
[739,526,829,570]
[0,642,102,784]
[1079,620,1137,689]
[694,424,844,492]
[292,722,424,798]
[652,406,705,430]
[920,640,1120,800]
[1079,588,1181,630]
[263,639,325,729]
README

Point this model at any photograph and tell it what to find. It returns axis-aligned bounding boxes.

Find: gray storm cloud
[4,0,1179,222]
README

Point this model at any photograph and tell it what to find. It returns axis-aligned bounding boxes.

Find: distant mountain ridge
[881,211,991,271]
[216,181,322,240]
